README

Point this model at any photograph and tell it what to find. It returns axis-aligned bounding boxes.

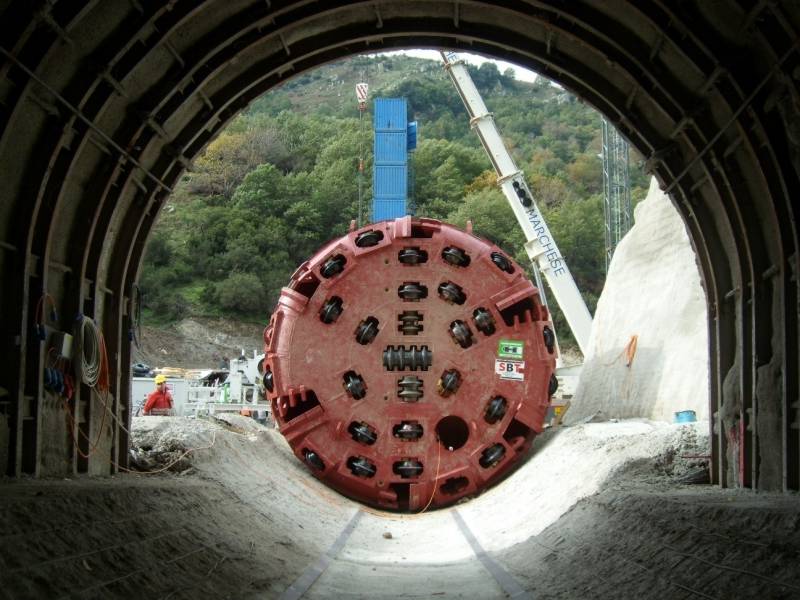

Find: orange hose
[625,335,638,367]
[418,437,442,514]
[96,331,110,392]
[61,394,106,460]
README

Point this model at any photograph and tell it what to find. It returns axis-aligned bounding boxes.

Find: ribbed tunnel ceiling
[0,1,798,490]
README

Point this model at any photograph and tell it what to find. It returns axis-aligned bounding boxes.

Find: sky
[377,49,539,82]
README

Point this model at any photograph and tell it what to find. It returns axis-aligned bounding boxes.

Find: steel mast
[601,117,633,272]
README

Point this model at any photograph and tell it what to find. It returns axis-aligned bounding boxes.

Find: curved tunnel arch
[0,1,797,489]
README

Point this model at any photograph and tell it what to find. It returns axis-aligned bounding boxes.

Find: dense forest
[140,54,649,348]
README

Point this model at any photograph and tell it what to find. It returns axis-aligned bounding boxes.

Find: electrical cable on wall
[76,315,102,387]
[61,323,112,459]
[38,304,111,460]
[130,283,143,349]
[34,293,57,341]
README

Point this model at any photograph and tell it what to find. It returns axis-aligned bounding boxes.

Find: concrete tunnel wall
[0,1,798,493]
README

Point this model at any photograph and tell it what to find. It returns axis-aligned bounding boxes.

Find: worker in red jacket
[143,374,173,415]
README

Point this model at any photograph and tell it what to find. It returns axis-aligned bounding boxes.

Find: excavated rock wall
[566,178,709,423]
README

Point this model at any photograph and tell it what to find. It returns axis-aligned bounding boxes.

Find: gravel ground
[1,417,798,599]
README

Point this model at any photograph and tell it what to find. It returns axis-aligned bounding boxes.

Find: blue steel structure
[372,98,416,221]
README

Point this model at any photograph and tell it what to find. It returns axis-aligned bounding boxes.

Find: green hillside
[140,53,649,349]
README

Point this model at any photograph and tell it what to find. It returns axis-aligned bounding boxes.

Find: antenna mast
[601,117,633,271]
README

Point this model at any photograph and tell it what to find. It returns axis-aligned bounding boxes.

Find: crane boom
[440,50,593,355]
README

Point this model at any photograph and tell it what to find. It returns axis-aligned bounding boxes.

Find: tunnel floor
[1,417,798,599]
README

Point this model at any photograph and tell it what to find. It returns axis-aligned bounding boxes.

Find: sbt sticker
[498,339,524,359]
[495,359,525,381]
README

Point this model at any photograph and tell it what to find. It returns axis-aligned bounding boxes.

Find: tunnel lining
[0,0,797,491]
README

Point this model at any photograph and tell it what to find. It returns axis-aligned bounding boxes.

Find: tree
[527,148,565,177]
[464,170,497,195]
[232,163,287,215]
[136,52,656,346]
[192,132,253,197]
[447,188,525,256]
[527,173,576,207]
[542,194,605,299]
[217,272,269,314]
[144,234,172,267]
[566,153,602,196]
[469,62,510,92]
[412,139,486,217]
[182,204,232,278]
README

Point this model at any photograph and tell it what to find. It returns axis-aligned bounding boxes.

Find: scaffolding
[601,117,633,272]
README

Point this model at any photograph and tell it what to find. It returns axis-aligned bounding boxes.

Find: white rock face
[565,177,709,423]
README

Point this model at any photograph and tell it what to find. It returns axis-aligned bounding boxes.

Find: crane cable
[356,70,367,227]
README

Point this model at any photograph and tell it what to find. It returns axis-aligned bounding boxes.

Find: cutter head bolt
[398,247,428,264]
[303,449,325,471]
[320,254,346,278]
[479,443,506,468]
[355,230,384,247]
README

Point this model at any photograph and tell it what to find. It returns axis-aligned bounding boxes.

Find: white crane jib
[440,50,593,355]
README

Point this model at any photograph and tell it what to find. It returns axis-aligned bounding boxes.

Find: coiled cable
[76,315,101,387]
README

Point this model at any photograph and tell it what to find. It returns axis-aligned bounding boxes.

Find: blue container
[374,165,407,193]
[373,98,409,221]
[674,410,697,423]
[373,199,407,222]
[374,131,407,162]
[374,98,407,131]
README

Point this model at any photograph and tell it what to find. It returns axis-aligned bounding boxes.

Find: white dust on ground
[456,418,710,553]
[4,416,799,599]
[127,416,713,568]
[123,416,800,600]
[568,177,709,423]
[128,416,711,543]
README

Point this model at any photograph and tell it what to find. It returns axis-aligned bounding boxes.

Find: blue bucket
[674,410,697,423]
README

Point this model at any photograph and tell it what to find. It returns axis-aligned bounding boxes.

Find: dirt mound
[568,178,708,424]
[131,317,264,369]
[128,416,224,473]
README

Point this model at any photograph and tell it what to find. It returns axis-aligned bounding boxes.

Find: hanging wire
[417,436,443,513]
[131,283,143,349]
[76,315,102,387]
[33,292,57,340]
[62,325,111,459]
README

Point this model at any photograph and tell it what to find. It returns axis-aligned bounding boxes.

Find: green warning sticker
[497,339,524,359]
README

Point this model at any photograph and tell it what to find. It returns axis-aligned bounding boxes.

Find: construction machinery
[263,217,557,511]
[601,116,634,271]
[262,54,593,511]
[440,51,593,357]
